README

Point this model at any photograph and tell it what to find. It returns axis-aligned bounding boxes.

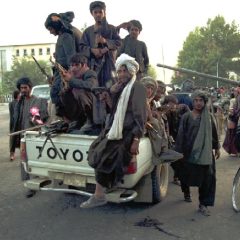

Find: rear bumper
[23,177,138,203]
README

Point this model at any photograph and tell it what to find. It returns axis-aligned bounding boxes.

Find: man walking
[175,91,220,216]
[9,89,20,161]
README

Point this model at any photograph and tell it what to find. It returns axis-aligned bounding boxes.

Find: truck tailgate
[25,131,96,176]
[24,131,153,188]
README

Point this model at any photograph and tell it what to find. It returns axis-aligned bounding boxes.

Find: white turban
[108,54,139,140]
[115,53,139,75]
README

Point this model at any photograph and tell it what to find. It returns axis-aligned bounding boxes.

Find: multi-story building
[0,42,55,87]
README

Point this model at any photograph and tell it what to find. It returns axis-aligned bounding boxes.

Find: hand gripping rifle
[49,56,69,90]
[32,56,53,84]
[91,87,108,96]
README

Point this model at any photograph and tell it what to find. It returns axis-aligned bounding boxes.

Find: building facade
[0,42,55,87]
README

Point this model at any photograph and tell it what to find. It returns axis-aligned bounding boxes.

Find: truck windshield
[32,86,50,100]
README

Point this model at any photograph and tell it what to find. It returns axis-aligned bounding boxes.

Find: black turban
[44,13,62,30]
[59,11,75,24]
[191,90,208,104]
[90,1,106,13]
[181,79,194,92]
[16,77,33,90]
[128,20,142,32]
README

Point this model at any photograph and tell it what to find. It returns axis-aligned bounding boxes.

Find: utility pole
[0,50,3,91]
[216,60,219,88]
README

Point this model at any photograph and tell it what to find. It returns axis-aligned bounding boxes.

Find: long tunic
[60,69,98,124]
[174,111,219,187]
[71,26,82,53]
[9,99,18,132]
[9,99,18,153]
[88,81,147,188]
[79,24,121,87]
[12,96,49,148]
[51,32,76,106]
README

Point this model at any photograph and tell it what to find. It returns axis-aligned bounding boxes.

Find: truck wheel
[151,164,169,203]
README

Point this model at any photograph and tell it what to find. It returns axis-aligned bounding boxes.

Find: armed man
[60,53,105,135]
[79,1,121,88]
[12,77,48,198]
[45,12,76,118]
[80,54,147,208]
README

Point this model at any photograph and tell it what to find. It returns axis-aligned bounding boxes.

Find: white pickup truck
[21,130,169,204]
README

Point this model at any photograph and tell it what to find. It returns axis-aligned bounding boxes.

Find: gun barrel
[8,124,45,136]
[156,63,239,86]
[32,56,49,78]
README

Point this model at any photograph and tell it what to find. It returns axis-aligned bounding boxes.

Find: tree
[172,15,240,87]
[147,64,157,79]
[1,56,52,94]
[80,23,88,32]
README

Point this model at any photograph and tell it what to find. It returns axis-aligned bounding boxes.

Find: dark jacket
[79,23,121,87]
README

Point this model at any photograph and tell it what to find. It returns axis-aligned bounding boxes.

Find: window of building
[39,48,43,55]
[23,49,27,56]
[46,48,51,55]
[16,49,20,56]
[31,49,35,56]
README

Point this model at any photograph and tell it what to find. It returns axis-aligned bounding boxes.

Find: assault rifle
[49,56,68,89]
[32,56,52,84]
[8,124,46,136]
[8,120,72,137]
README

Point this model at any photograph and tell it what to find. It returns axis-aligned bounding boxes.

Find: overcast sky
[1,0,240,82]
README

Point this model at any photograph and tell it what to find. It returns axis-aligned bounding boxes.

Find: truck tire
[151,163,169,204]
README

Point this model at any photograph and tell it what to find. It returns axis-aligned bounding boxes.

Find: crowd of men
[9,1,225,216]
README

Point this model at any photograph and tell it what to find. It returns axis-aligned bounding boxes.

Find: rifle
[91,17,108,77]
[36,120,77,159]
[8,124,46,136]
[145,122,161,138]
[49,56,68,90]
[91,87,108,95]
[8,119,72,137]
[32,56,52,83]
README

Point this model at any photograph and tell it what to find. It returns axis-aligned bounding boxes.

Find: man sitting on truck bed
[61,54,105,134]
[80,53,147,208]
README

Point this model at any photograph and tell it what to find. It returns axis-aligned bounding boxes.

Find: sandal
[172,178,181,186]
[10,153,15,161]
[80,195,107,209]
[198,204,211,216]
[184,193,192,202]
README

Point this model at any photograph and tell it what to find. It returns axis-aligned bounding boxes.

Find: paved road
[0,105,239,240]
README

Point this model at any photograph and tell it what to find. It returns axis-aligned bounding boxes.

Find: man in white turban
[80,54,147,208]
